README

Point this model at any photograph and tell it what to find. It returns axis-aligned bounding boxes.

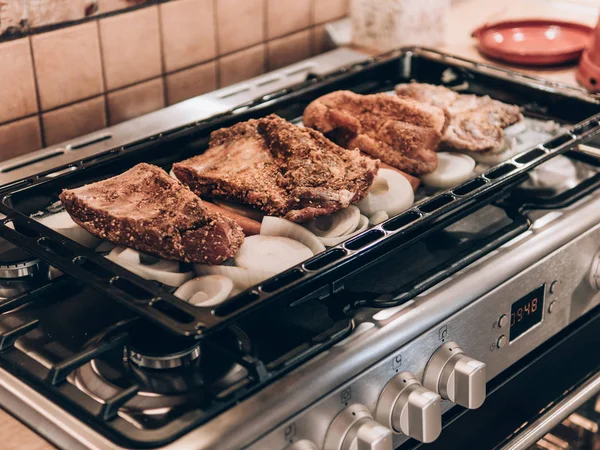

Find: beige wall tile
[268,29,311,70]
[31,22,104,111]
[0,117,42,162]
[160,0,216,72]
[100,6,162,90]
[166,62,217,105]
[267,0,311,39]
[313,0,348,24]
[42,97,107,146]
[108,78,165,125]
[0,38,38,124]
[312,24,335,55]
[216,0,264,55]
[219,44,265,87]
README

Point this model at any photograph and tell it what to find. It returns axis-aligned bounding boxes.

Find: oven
[0,48,597,450]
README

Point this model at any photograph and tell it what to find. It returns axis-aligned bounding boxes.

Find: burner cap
[128,345,201,370]
[126,322,201,370]
[0,238,42,279]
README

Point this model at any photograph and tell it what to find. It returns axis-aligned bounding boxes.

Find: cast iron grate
[0,49,598,338]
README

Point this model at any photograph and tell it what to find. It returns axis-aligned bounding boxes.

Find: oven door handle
[498,371,600,450]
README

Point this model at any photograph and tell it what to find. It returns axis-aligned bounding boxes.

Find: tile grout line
[1,74,170,128]
[309,0,316,56]
[1,21,331,131]
[94,19,111,130]
[212,0,222,89]
[26,34,46,149]
[263,0,270,72]
[1,12,347,130]
[0,113,40,129]
[156,3,169,106]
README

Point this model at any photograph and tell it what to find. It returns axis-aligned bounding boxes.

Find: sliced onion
[194,264,274,290]
[47,200,64,214]
[369,211,389,225]
[357,169,414,217]
[261,216,325,255]
[421,153,476,188]
[469,137,521,165]
[234,235,313,273]
[526,155,578,190]
[174,275,233,307]
[306,206,360,238]
[117,247,141,264]
[503,121,527,137]
[106,246,192,287]
[319,215,369,247]
[37,211,99,248]
[108,247,179,272]
[95,240,116,254]
[213,199,265,222]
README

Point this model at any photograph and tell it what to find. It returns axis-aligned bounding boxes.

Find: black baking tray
[0,48,599,338]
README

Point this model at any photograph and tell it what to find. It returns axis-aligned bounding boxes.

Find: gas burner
[71,323,252,415]
[128,345,201,370]
[0,237,43,280]
[125,321,202,370]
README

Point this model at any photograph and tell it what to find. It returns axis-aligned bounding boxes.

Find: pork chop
[303,90,450,175]
[395,83,523,152]
[172,114,378,223]
[60,163,244,264]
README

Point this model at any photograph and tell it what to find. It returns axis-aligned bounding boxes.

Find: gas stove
[0,49,599,450]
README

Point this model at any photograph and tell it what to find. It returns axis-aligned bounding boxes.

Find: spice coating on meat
[395,83,523,152]
[173,114,378,223]
[59,163,244,264]
[303,90,450,175]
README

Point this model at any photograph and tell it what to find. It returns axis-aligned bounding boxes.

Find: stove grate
[0,49,598,339]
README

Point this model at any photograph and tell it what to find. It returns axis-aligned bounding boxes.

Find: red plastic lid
[472,19,593,66]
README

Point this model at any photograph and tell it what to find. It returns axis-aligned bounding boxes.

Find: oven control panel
[248,223,600,450]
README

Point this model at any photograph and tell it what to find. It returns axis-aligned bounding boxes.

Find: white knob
[355,420,393,450]
[590,250,600,290]
[324,404,393,450]
[376,372,442,443]
[423,342,486,409]
[285,440,318,450]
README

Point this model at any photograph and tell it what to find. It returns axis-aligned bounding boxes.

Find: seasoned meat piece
[303,90,450,175]
[60,163,244,264]
[395,83,523,152]
[173,114,378,223]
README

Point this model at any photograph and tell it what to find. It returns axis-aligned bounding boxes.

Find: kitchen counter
[0,0,596,448]
[441,0,599,86]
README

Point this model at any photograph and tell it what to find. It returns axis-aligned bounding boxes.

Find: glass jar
[350,0,450,51]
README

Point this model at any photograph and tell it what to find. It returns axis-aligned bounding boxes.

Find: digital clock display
[510,285,545,341]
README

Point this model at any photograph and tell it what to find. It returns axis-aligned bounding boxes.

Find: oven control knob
[423,342,486,409]
[375,371,441,443]
[324,404,393,450]
[285,440,318,450]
